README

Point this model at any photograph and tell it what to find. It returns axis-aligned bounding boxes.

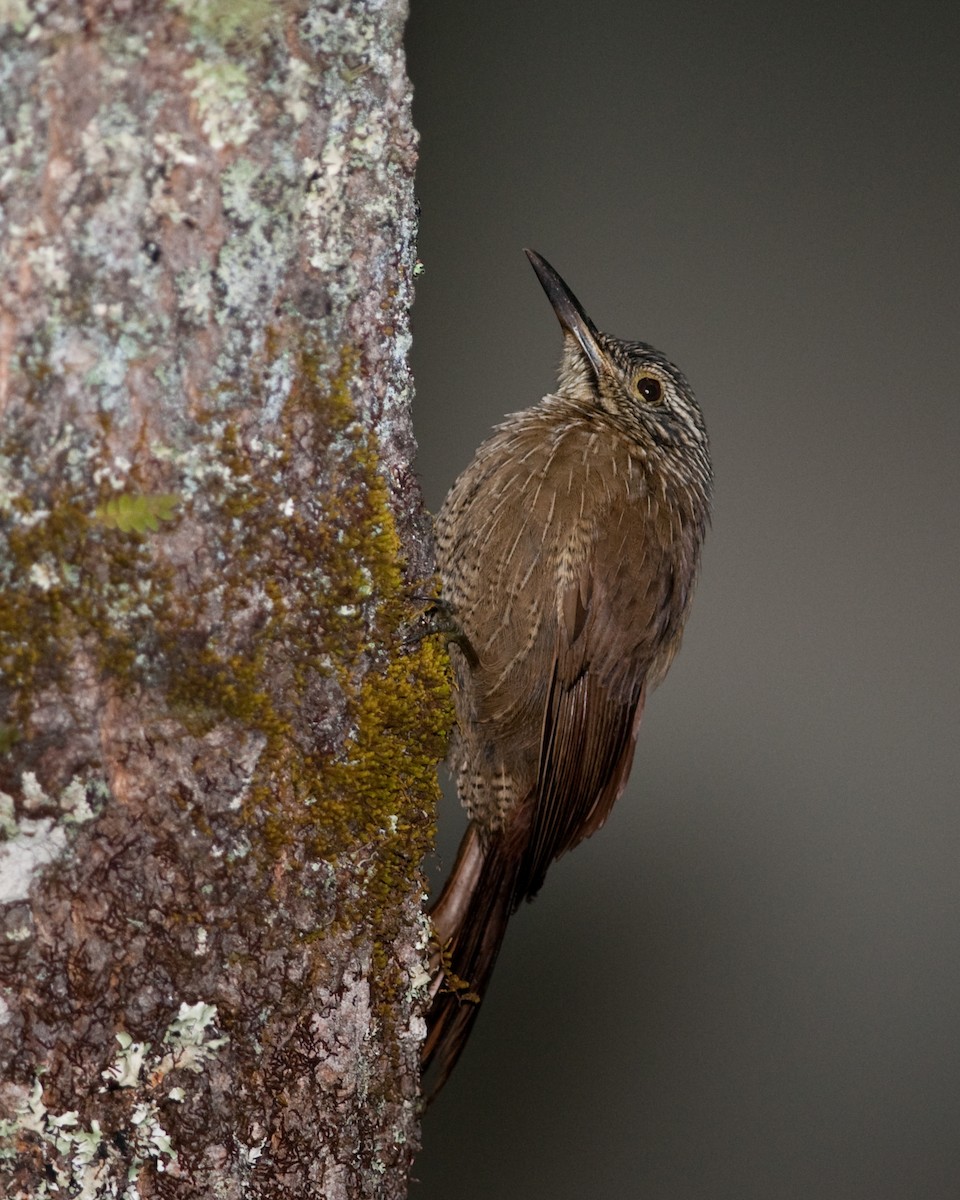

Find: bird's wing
[513,556,652,904]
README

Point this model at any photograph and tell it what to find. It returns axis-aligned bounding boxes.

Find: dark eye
[636,376,663,404]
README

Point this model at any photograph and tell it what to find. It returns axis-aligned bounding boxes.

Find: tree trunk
[0,2,445,1197]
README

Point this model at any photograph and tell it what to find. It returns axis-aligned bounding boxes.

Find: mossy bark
[0,3,447,1197]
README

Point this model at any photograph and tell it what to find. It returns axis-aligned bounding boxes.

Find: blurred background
[405,1,960,1196]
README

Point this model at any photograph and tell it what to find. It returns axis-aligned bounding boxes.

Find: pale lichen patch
[176,261,214,323]
[184,60,258,150]
[100,1032,151,1090]
[0,0,33,36]
[280,54,315,124]
[0,1079,178,1196]
[0,771,108,902]
[0,1003,228,1194]
[0,815,67,904]
[0,795,17,840]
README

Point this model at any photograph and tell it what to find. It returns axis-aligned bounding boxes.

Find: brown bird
[423,250,712,1096]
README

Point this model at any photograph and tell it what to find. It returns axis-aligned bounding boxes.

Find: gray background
[406,2,960,1196]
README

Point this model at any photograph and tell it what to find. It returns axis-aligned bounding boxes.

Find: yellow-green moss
[321,636,452,895]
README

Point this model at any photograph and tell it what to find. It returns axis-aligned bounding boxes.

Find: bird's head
[525,249,710,473]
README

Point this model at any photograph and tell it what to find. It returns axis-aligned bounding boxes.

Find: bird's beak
[524,249,609,380]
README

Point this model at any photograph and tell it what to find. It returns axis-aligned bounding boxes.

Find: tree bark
[0,2,445,1197]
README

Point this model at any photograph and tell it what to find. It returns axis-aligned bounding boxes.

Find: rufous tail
[421,821,519,1099]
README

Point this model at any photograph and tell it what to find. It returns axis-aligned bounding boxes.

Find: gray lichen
[0,1003,228,1197]
[0,773,104,905]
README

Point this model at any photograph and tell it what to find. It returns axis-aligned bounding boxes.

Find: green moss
[320,640,451,891]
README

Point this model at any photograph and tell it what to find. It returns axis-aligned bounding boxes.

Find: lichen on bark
[0,2,443,1197]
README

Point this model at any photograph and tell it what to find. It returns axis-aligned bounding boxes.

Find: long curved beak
[524,249,608,379]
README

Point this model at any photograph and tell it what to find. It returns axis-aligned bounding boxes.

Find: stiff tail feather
[421,821,519,1099]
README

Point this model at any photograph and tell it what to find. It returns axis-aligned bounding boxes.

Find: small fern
[95,493,180,534]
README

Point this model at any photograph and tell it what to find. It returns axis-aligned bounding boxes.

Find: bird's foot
[401,596,479,668]
[430,937,481,1006]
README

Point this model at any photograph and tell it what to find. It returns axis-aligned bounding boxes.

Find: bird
[422,249,712,1097]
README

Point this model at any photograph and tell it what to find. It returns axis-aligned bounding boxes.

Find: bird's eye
[636,376,663,404]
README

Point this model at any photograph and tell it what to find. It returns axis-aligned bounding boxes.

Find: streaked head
[524,249,709,470]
